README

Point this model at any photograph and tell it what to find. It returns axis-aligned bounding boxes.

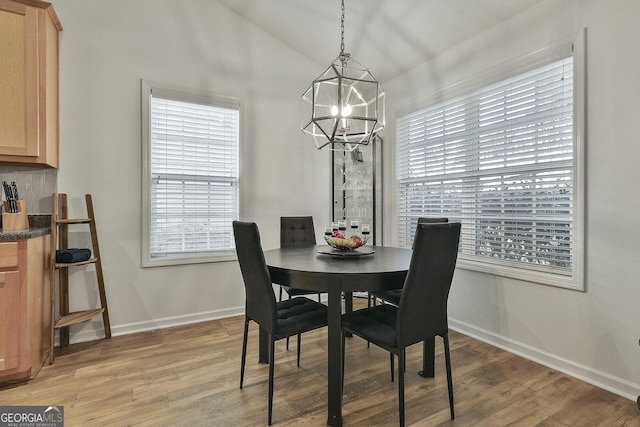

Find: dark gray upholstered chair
[280,216,316,248]
[369,217,449,307]
[417,216,449,226]
[279,216,322,303]
[233,221,328,425]
[342,222,461,426]
[280,216,323,350]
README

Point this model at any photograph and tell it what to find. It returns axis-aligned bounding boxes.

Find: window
[396,36,585,290]
[141,81,240,266]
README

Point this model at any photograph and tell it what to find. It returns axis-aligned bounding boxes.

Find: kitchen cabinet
[0,0,62,168]
[0,236,51,382]
[332,135,383,244]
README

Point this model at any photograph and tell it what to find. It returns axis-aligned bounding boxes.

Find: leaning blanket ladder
[49,193,111,364]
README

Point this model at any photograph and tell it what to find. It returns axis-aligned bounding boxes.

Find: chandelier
[301,0,385,151]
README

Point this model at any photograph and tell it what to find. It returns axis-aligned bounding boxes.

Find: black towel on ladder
[56,248,91,263]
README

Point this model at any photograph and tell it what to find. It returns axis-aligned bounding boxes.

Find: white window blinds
[144,84,239,263]
[397,48,582,287]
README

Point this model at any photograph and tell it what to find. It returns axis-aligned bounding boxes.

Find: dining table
[262,244,436,427]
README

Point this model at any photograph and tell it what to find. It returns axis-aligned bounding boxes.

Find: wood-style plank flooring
[1,299,639,426]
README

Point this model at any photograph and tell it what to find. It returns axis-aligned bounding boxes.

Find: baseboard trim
[449,318,640,402]
[63,306,244,345]
[59,307,639,403]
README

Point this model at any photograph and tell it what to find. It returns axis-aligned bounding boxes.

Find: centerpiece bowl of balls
[324,221,370,251]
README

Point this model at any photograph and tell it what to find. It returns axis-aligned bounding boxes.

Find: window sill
[142,252,237,268]
[456,258,583,291]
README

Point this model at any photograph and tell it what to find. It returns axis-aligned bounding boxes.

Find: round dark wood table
[263,245,431,426]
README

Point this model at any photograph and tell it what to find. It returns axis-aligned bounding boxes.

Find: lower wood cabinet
[0,235,51,382]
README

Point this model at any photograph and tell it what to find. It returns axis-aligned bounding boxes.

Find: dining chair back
[417,216,449,224]
[280,216,316,247]
[370,217,450,307]
[342,222,461,426]
[414,216,449,247]
[234,221,278,333]
[233,221,328,425]
[279,216,323,348]
[397,221,459,347]
[279,216,322,300]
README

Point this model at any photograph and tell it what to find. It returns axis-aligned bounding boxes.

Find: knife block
[3,199,29,231]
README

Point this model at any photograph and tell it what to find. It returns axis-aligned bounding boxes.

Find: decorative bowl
[324,234,369,251]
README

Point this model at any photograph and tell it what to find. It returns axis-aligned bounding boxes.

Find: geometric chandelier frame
[301,0,385,151]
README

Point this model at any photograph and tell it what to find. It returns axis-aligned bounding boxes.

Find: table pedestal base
[326,286,344,426]
[418,337,435,378]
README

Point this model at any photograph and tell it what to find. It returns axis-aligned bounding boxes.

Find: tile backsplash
[0,166,57,214]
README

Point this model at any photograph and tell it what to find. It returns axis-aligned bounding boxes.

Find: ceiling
[217,0,544,82]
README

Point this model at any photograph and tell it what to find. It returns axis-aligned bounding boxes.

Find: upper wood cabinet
[0,0,62,168]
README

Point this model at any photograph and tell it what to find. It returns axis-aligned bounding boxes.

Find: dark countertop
[0,215,51,240]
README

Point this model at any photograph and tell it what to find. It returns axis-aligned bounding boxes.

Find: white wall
[49,0,640,402]
[50,0,331,336]
[384,0,640,400]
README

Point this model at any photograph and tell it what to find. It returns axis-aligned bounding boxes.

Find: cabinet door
[27,235,51,372]
[0,271,22,373]
[0,2,39,157]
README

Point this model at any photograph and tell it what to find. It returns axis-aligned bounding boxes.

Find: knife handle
[11,181,19,200]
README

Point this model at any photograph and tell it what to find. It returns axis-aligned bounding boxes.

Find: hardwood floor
[1,299,638,426]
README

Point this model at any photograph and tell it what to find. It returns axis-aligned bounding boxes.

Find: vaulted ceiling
[217,0,544,82]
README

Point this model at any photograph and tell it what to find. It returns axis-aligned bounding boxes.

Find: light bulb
[338,103,352,133]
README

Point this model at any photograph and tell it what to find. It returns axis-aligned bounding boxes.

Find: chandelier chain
[340,0,345,54]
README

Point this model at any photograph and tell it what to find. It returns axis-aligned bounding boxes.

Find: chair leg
[341,330,346,390]
[286,293,292,350]
[279,286,283,301]
[297,334,301,367]
[268,338,275,425]
[366,296,372,348]
[443,333,455,419]
[317,293,321,302]
[240,318,249,389]
[390,352,395,382]
[398,349,406,427]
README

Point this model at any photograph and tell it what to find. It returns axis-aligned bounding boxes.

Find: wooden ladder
[49,193,111,364]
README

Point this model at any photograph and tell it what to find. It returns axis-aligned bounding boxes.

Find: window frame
[141,80,240,267]
[395,30,586,290]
